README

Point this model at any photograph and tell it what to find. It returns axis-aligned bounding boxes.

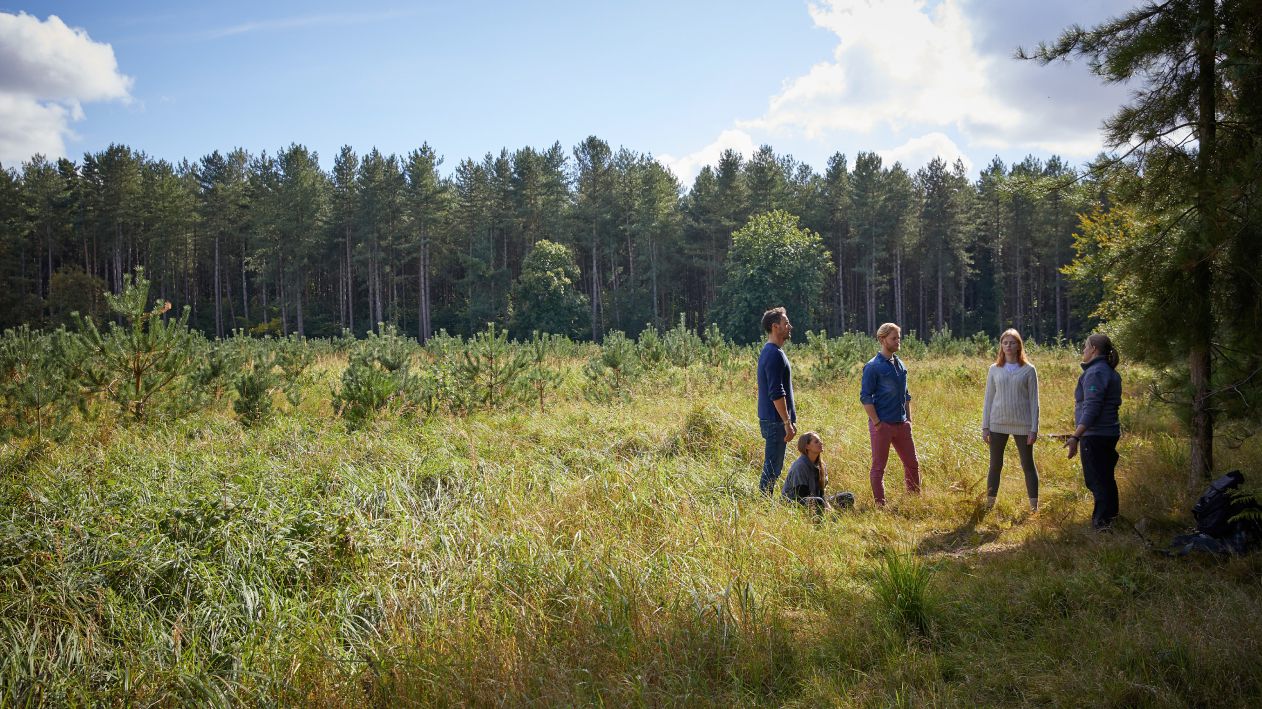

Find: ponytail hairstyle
[1087,333,1120,368]
[994,328,1028,367]
[797,431,822,457]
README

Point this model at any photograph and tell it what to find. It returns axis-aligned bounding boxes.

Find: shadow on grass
[915,501,1001,555]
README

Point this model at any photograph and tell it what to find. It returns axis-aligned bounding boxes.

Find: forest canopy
[0,141,1098,344]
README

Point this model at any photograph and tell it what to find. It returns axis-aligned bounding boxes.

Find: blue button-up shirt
[860,352,911,423]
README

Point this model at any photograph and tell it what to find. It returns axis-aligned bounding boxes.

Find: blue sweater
[1075,356,1122,437]
[757,341,795,423]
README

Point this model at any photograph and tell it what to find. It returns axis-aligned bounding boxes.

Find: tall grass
[869,551,937,636]
[2,346,1262,706]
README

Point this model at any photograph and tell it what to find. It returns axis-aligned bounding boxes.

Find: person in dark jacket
[757,307,796,493]
[1065,333,1124,531]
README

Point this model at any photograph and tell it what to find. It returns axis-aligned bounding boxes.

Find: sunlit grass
[2,348,1261,706]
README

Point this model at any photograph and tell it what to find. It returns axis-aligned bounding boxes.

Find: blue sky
[2,0,1139,183]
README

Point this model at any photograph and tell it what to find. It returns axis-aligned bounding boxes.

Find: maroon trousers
[868,420,920,506]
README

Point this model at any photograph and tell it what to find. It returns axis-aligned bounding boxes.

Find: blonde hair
[876,322,900,340]
[994,328,1028,366]
[797,431,822,456]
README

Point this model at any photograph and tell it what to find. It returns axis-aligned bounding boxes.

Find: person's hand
[784,420,797,442]
[982,428,990,444]
[870,419,882,431]
[1027,432,1038,446]
[1064,436,1079,459]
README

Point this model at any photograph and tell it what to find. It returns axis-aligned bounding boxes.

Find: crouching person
[782,432,855,513]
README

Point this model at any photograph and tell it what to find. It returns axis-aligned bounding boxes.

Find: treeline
[0,138,1104,342]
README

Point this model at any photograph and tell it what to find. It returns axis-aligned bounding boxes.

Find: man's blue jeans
[759,419,789,494]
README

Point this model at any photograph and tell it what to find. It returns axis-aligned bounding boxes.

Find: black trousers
[1080,435,1120,528]
[986,432,1039,498]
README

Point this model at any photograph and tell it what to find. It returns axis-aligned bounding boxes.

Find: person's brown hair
[762,307,787,333]
[994,328,1028,366]
[797,431,822,456]
[876,322,900,340]
[1087,333,1120,368]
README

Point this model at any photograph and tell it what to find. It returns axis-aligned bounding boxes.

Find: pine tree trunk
[895,246,903,327]
[346,224,354,333]
[296,273,305,337]
[1189,0,1217,484]
[241,255,250,327]
[45,223,52,309]
[226,271,236,328]
[650,236,659,326]
[1015,229,1024,331]
[836,235,846,332]
[918,265,926,335]
[214,235,222,338]
[419,231,431,342]
[591,226,600,341]
[867,229,876,333]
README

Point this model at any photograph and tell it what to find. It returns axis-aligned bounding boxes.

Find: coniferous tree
[1028,0,1262,482]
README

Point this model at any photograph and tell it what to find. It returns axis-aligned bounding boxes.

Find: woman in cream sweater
[981,328,1040,511]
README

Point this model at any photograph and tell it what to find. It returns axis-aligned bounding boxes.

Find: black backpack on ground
[1162,471,1261,557]
[1193,470,1247,538]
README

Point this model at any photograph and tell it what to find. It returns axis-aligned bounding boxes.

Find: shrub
[803,329,870,383]
[182,338,246,414]
[637,325,666,367]
[519,331,567,412]
[0,325,78,442]
[332,325,422,428]
[62,267,204,420]
[662,314,704,368]
[233,356,279,426]
[584,330,639,400]
[273,333,316,408]
[451,323,529,412]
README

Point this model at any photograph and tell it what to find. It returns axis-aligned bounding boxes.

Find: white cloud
[657,129,758,184]
[879,132,971,173]
[0,12,132,166]
[666,0,1134,183]
[743,0,1021,138]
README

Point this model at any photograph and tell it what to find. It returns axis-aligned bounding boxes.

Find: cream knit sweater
[981,363,1040,435]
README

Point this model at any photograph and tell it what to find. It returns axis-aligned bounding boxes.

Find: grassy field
[3,345,1262,707]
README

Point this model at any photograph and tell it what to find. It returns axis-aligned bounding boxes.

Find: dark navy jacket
[757,341,795,423]
[1075,356,1122,437]
[860,352,911,423]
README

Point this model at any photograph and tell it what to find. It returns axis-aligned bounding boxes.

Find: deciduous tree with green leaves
[713,210,831,343]
[509,240,590,339]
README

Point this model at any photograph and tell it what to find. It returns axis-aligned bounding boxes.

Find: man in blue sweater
[757,307,796,494]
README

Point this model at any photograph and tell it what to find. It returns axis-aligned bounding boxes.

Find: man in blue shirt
[859,322,920,507]
[757,307,796,493]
